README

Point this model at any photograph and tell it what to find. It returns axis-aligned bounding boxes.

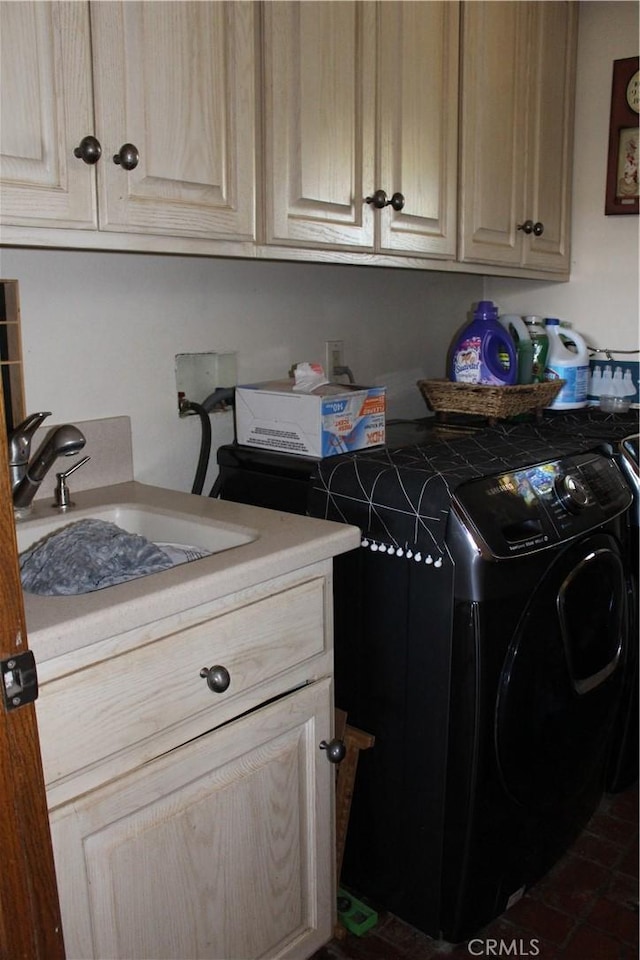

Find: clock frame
[605,56,639,216]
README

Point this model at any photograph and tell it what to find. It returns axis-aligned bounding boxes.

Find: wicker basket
[417,378,565,422]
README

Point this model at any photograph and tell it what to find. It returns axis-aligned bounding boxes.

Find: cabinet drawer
[37,576,327,788]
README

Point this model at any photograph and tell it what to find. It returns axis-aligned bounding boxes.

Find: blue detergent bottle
[449,301,518,385]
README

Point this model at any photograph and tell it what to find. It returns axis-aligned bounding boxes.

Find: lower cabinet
[49,678,333,960]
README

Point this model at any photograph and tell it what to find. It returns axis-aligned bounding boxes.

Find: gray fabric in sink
[20,518,175,596]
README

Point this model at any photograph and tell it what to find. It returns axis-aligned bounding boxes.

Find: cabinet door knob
[113,143,139,171]
[199,665,231,693]
[532,221,544,236]
[365,189,405,211]
[73,135,102,165]
[517,219,534,234]
[319,738,346,763]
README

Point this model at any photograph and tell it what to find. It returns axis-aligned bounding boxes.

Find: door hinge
[1,651,38,712]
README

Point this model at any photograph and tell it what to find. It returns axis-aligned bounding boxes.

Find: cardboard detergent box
[235,380,386,458]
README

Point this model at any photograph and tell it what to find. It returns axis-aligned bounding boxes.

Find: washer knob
[555,474,590,513]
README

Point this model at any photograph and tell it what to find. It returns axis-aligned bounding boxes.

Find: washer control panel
[452,451,633,557]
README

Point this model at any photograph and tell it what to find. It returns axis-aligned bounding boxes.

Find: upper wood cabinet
[0,1,96,228]
[0,1,256,244]
[262,1,459,259]
[458,1,577,273]
[0,0,577,279]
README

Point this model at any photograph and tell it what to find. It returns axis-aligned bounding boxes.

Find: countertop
[19,481,360,666]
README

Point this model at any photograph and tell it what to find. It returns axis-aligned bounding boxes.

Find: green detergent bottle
[499,315,534,384]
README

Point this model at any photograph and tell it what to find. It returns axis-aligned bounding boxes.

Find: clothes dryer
[605,433,638,792]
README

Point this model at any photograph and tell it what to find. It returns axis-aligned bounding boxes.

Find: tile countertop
[18,481,361,667]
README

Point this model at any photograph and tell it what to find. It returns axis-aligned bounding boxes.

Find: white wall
[2,0,638,493]
[487,0,640,350]
[0,248,480,491]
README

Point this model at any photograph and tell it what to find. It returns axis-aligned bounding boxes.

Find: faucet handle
[9,412,51,464]
[53,456,91,511]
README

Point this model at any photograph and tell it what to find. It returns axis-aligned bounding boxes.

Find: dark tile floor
[315,786,638,960]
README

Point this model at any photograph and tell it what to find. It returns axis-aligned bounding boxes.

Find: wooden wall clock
[605,56,639,215]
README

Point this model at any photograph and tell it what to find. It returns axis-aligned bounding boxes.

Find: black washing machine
[215,433,632,942]
[442,452,630,936]
[539,412,639,793]
[321,448,632,942]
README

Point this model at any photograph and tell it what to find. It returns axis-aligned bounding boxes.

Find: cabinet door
[458,1,529,266]
[263,1,376,250]
[377,1,459,258]
[90,1,256,241]
[522,1,577,273]
[50,680,334,960]
[459,1,576,272]
[0,1,97,229]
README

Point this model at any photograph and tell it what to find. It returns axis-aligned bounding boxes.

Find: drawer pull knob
[199,664,231,693]
[319,738,346,764]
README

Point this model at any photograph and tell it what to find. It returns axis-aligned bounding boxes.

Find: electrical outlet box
[175,352,237,408]
[325,340,344,378]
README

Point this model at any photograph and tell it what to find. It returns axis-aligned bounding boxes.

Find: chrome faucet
[9,413,87,516]
[8,412,51,492]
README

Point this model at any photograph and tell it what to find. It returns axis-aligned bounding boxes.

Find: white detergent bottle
[543,319,589,409]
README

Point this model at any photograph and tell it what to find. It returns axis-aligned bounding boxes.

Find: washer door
[496,533,627,809]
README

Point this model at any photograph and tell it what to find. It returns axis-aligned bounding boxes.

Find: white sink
[16,504,258,559]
